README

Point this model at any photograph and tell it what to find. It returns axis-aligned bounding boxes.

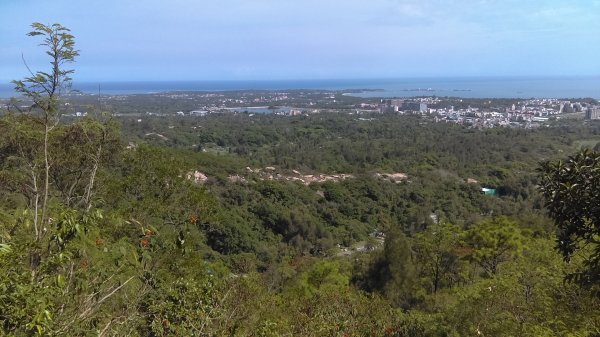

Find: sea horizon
[1,76,599,99]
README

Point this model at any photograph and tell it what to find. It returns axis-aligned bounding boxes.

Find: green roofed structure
[481,188,497,196]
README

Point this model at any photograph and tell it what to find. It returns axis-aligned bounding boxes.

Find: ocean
[0,77,599,99]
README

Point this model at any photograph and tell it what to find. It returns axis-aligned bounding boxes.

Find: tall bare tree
[12,23,79,241]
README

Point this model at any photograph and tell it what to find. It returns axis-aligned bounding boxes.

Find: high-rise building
[585,106,600,120]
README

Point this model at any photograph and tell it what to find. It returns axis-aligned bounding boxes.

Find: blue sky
[1,0,599,81]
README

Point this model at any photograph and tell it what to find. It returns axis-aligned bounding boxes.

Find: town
[2,89,599,129]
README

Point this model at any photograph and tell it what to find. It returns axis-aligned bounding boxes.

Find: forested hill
[121,112,595,177]
[2,107,600,335]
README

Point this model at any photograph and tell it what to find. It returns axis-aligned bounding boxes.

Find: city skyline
[1,0,599,82]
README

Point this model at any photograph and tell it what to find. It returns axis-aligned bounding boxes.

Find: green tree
[382,227,418,308]
[49,116,121,209]
[539,149,600,290]
[292,260,349,297]
[448,237,600,337]
[11,22,79,241]
[413,221,463,294]
[463,217,525,275]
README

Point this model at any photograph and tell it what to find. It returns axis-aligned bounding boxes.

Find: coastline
[1,76,599,99]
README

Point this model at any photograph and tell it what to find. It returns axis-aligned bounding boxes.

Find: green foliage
[120,113,583,181]
[463,217,526,275]
[0,208,143,336]
[448,237,600,337]
[49,116,122,208]
[353,228,419,309]
[99,144,220,229]
[292,260,349,296]
[145,276,221,336]
[413,222,464,293]
[381,228,418,308]
[539,149,600,291]
[12,22,78,114]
